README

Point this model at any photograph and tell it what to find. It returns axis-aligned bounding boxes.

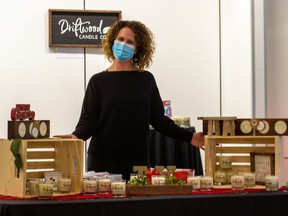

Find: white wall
[265,0,288,186]
[220,0,254,117]
[0,0,258,174]
[0,0,85,137]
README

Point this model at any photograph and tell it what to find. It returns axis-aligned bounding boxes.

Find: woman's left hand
[191,132,205,150]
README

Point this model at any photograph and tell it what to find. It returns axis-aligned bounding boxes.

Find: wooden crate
[0,138,84,197]
[204,136,285,185]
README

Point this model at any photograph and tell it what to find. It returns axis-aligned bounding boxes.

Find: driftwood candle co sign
[49,9,122,47]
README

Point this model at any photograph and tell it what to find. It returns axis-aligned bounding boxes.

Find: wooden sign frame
[49,9,122,47]
[250,153,275,185]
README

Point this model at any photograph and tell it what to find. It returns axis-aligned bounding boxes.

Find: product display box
[8,120,50,139]
[0,139,84,198]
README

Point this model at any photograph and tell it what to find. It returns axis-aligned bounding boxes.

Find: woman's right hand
[53,134,78,139]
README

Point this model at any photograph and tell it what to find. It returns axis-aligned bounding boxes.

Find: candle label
[265,176,278,191]
[39,184,53,197]
[58,179,72,193]
[213,172,227,184]
[244,173,256,187]
[151,176,166,185]
[187,177,201,190]
[200,177,213,190]
[231,176,244,190]
[98,179,111,193]
[219,156,232,169]
[83,182,97,193]
[111,182,126,195]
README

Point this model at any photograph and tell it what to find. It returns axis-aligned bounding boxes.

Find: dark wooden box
[8,120,50,139]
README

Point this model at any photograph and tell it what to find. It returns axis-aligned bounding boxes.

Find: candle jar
[28,180,40,195]
[57,178,72,193]
[172,117,182,127]
[111,180,126,197]
[231,174,245,190]
[130,173,138,181]
[265,176,279,191]
[213,171,227,185]
[226,171,237,184]
[97,178,111,194]
[181,116,191,127]
[219,156,232,170]
[244,172,256,187]
[82,179,97,195]
[38,182,53,199]
[200,176,213,191]
[187,176,201,191]
[151,175,166,185]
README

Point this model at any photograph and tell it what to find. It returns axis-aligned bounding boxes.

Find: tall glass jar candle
[213,171,227,185]
[244,172,256,187]
[97,178,111,194]
[111,180,126,197]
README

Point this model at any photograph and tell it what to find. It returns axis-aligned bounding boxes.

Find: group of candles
[27,177,127,198]
[212,156,279,191]
[172,116,191,127]
[27,178,72,199]
[82,178,126,197]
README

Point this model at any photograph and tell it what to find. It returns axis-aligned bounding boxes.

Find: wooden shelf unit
[0,139,84,198]
[204,136,283,184]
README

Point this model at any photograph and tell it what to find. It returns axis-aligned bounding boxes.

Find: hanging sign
[49,9,122,47]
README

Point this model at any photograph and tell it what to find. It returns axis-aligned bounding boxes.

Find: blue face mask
[112,41,135,62]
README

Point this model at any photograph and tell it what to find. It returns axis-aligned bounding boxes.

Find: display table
[1,189,288,216]
[149,127,203,175]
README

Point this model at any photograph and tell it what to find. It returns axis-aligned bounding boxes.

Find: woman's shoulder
[88,70,109,81]
[141,70,155,79]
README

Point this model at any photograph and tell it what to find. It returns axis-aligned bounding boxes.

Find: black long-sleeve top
[73,70,193,165]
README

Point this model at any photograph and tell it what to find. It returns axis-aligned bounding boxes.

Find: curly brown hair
[102,20,156,71]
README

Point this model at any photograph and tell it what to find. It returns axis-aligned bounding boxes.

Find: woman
[61,20,204,180]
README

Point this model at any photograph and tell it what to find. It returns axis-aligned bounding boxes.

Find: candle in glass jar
[172,117,182,127]
[244,172,256,187]
[265,176,278,191]
[57,178,72,193]
[200,176,213,191]
[28,180,39,195]
[219,156,232,170]
[231,174,245,190]
[38,183,53,199]
[111,180,126,197]
[226,171,237,184]
[82,179,97,195]
[97,178,111,194]
[187,176,201,191]
[181,116,191,127]
[213,171,227,185]
[151,175,166,185]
